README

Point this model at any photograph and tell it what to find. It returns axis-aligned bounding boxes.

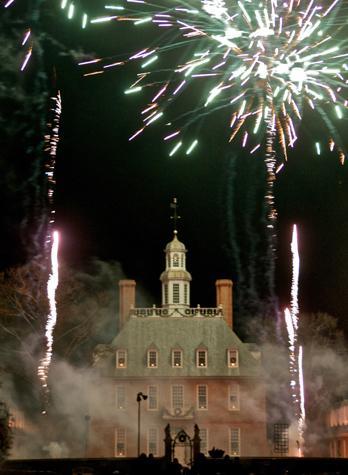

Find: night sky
[2,1,348,336]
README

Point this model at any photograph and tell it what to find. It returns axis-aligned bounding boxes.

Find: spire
[170,197,180,235]
[160,199,191,310]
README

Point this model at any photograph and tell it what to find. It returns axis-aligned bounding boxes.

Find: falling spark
[37,231,59,411]
[285,224,305,455]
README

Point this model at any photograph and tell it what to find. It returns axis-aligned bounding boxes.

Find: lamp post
[137,392,148,456]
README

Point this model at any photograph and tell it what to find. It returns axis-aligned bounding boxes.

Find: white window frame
[172,349,183,368]
[171,384,184,410]
[197,384,208,410]
[196,349,208,368]
[173,253,180,267]
[147,427,159,456]
[173,283,180,303]
[116,349,127,368]
[228,383,240,411]
[115,427,126,457]
[227,349,239,368]
[147,385,158,410]
[115,385,126,410]
[229,427,240,456]
[199,428,208,455]
[147,349,158,368]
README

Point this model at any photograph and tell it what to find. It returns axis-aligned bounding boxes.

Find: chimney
[119,280,136,329]
[215,279,233,329]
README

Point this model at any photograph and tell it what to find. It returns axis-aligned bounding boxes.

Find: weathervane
[170,197,181,235]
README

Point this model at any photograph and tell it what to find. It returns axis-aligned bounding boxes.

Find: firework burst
[80,0,347,163]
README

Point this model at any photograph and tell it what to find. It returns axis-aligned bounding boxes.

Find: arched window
[173,253,179,267]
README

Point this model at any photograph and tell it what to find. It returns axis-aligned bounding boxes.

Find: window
[229,428,240,456]
[171,385,184,410]
[148,385,158,410]
[164,284,168,305]
[184,284,188,304]
[115,428,126,457]
[115,385,126,409]
[197,385,208,410]
[172,349,183,368]
[147,349,158,368]
[196,349,207,368]
[181,255,184,267]
[173,283,180,303]
[147,427,158,455]
[228,383,240,410]
[227,349,238,368]
[116,349,127,368]
[200,428,208,455]
[173,254,179,267]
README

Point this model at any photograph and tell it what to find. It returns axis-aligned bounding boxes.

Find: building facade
[327,400,348,457]
[89,232,268,460]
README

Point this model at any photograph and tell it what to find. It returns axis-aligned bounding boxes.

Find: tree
[0,400,12,464]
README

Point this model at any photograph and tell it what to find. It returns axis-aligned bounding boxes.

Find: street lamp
[136,392,148,456]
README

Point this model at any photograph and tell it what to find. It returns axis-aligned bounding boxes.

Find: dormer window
[227,349,239,368]
[116,349,127,368]
[147,349,158,368]
[172,349,183,368]
[196,349,207,368]
[173,253,179,267]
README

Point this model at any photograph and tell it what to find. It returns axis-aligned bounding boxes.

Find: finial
[170,197,181,235]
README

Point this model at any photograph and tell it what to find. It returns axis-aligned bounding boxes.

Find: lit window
[173,254,179,267]
[197,385,208,409]
[173,283,180,303]
[171,385,184,410]
[228,383,240,411]
[148,427,158,455]
[148,385,158,410]
[227,349,238,368]
[200,428,208,455]
[115,385,126,409]
[148,350,158,368]
[115,427,126,457]
[172,349,183,368]
[196,349,207,368]
[116,349,127,368]
[230,428,240,456]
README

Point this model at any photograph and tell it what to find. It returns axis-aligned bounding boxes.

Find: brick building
[89,229,268,461]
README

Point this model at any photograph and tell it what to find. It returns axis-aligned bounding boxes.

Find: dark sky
[2,1,348,336]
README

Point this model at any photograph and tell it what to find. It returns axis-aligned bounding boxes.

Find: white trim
[147,427,159,456]
[228,383,240,411]
[114,427,127,457]
[227,349,239,368]
[196,349,208,368]
[229,427,240,456]
[172,349,183,368]
[196,384,208,410]
[147,349,158,368]
[116,349,127,368]
[147,385,158,410]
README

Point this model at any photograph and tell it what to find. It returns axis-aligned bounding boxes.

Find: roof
[165,234,186,253]
[95,314,262,379]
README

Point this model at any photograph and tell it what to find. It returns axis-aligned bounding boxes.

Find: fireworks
[80,0,347,163]
[284,224,305,456]
[37,230,60,413]
[37,91,62,410]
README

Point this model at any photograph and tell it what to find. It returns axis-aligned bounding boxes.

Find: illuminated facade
[327,400,348,458]
[89,232,268,460]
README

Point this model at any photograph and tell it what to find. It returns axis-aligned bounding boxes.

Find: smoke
[0,257,137,459]
[220,152,279,336]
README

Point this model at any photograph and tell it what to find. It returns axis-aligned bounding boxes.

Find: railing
[129,306,223,318]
